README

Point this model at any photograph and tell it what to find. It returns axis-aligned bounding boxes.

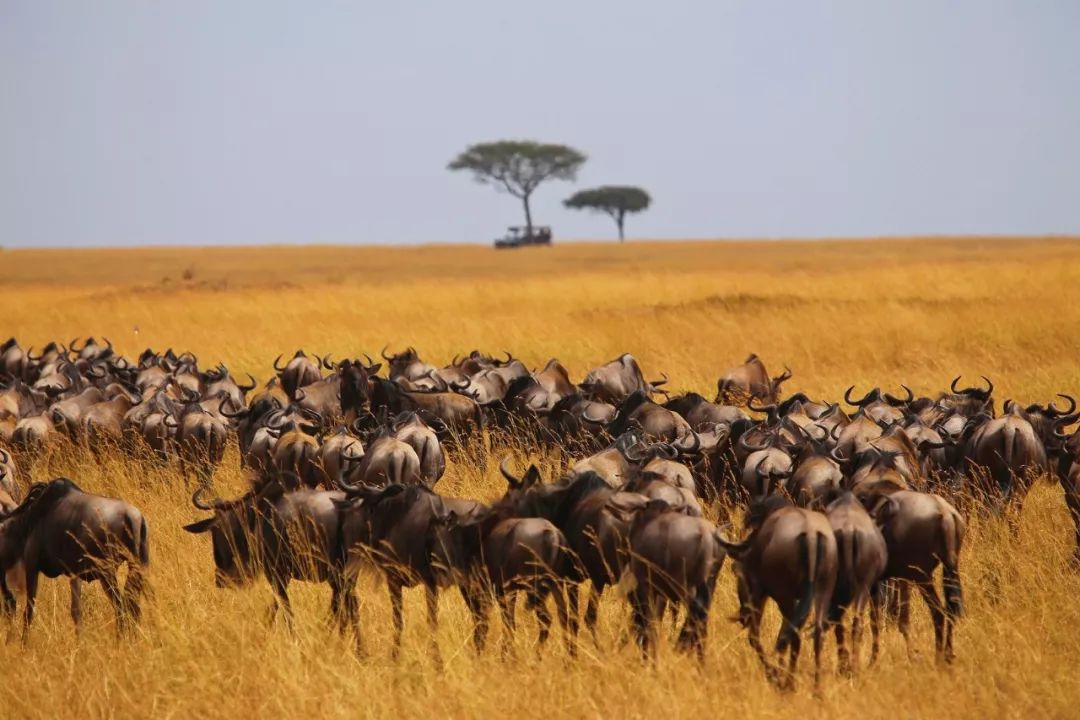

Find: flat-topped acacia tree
[564,186,652,242]
[448,140,587,240]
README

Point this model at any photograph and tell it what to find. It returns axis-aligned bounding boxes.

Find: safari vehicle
[493,225,552,249]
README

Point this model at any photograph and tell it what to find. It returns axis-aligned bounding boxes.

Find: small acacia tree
[563,186,652,242]
[448,140,586,240]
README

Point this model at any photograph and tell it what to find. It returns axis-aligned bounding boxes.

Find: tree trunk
[617,210,625,243]
[522,194,533,240]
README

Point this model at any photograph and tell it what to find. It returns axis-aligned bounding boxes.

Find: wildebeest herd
[2,337,1079,691]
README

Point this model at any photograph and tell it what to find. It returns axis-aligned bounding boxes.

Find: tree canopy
[563,186,652,241]
[448,141,587,239]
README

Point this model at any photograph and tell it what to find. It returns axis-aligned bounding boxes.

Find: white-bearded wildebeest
[334,480,483,662]
[622,499,727,661]
[718,496,838,692]
[0,478,149,641]
[824,491,887,674]
[182,484,357,638]
[579,353,668,404]
[716,354,791,406]
[858,483,965,662]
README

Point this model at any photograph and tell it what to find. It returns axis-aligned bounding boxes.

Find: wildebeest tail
[942,509,964,618]
[778,530,825,651]
[122,513,149,623]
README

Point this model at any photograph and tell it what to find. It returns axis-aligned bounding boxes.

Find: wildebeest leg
[850,592,867,675]
[832,605,849,676]
[679,581,713,663]
[552,583,576,658]
[529,589,553,652]
[897,581,914,658]
[811,615,825,694]
[19,567,39,644]
[388,580,404,660]
[103,572,126,637]
[781,623,802,693]
[1,573,15,619]
[69,578,83,633]
[917,579,946,662]
[425,585,444,671]
[566,583,581,642]
[746,597,778,685]
[460,586,489,654]
[869,584,883,666]
[270,575,294,634]
[584,584,602,647]
[496,587,517,658]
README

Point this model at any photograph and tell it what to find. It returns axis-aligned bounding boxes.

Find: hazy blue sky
[2,1,1078,247]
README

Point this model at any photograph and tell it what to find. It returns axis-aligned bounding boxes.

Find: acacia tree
[564,186,651,242]
[448,140,586,239]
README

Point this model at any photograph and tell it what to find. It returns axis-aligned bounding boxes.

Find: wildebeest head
[182,487,265,587]
[942,375,995,417]
[715,354,791,406]
[339,357,382,413]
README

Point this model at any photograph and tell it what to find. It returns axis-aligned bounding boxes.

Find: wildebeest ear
[331,498,357,511]
[182,518,216,534]
[366,363,382,375]
[522,465,543,488]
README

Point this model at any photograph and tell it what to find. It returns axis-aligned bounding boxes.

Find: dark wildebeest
[430,494,577,656]
[169,402,229,485]
[622,499,727,661]
[940,375,995,418]
[341,432,423,487]
[273,350,323,401]
[843,386,913,426]
[567,431,646,487]
[716,354,792,406]
[786,426,844,509]
[718,496,838,692]
[498,467,648,645]
[392,411,445,485]
[858,484,965,662]
[334,481,483,661]
[0,478,149,640]
[182,484,356,636]
[737,432,795,501]
[599,391,701,450]
[370,378,483,440]
[663,392,749,431]
[962,398,1077,525]
[824,491,888,674]
[381,346,437,387]
[579,353,667,404]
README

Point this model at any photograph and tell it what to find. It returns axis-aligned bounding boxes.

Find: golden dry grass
[2,237,1080,719]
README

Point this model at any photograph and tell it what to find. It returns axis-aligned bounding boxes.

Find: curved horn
[69,337,83,353]
[237,373,257,392]
[1055,411,1080,429]
[502,351,513,364]
[217,396,248,419]
[650,372,669,388]
[0,447,9,465]
[499,457,522,487]
[980,376,994,396]
[581,406,609,425]
[1050,394,1077,417]
[884,384,915,406]
[381,345,393,361]
[675,430,701,455]
[950,376,963,394]
[362,353,376,368]
[103,337,113,353]
[191,487,223,511]
[273,354,287,372]
[737,432,770,453]
[321,353,335,370]
[844,386,874,407]
[747,398,777,416]
[449,379,471,393]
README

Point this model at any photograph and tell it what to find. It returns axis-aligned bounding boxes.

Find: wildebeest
[825,491,887,674]
[430,500,576,656]
[580,353,667,404]
[182,484,356,636]
[622,499,727,660]
[716,354,792,406]
[274,350,323,401]
[391,411,445,485]
[169,401,229,484]
[334,481,483,660]
[843,385,913,426]
[859,485,965,662]
[0,478,149,640]
[718,496,838,691]
[370,378,483,439]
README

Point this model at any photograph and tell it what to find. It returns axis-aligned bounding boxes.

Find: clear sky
[2,1,1078,247]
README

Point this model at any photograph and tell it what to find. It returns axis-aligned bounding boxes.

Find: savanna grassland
[2,237,1080,719]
